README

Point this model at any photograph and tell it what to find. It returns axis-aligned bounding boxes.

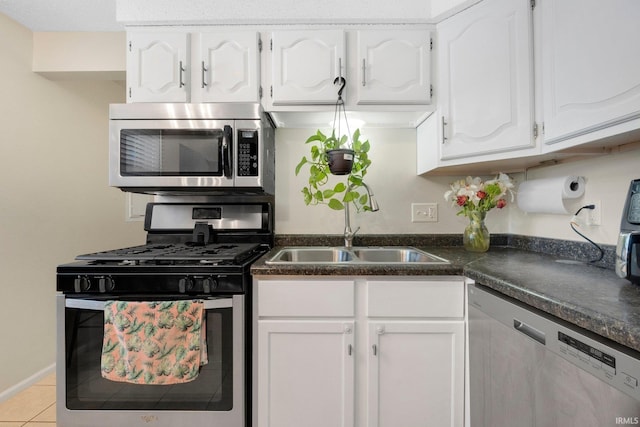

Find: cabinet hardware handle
[348,344,353,356]
[179,61,185,88]
[362,59,366,87]
[372,344,377,356]
[338,57,343,81]
[441,116,448,144]
[201,61,207,88]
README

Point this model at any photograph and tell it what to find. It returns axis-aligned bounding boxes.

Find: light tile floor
[0,373,56,427]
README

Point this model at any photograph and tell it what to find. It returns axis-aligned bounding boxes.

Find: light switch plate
[412,203,438,222]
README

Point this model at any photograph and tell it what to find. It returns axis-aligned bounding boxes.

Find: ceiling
[0,0,123,31]
[0,0,449,32]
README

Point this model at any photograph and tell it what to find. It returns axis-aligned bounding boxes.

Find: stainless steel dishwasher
[468,283,640,427]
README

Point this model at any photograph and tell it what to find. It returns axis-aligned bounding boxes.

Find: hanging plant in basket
[294,77,374,212]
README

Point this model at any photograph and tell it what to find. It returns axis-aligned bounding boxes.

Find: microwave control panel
[238,130,259,177]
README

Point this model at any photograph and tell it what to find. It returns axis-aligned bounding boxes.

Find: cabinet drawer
[367,280,464,318]
[258,280,355,317]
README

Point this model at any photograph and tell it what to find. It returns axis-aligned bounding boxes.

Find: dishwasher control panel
[558,331,617,376]
[556,328,640,400]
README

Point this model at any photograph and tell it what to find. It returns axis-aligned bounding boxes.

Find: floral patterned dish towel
[101,300,208,385]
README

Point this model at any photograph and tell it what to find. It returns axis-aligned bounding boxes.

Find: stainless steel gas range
[56,197,273,427]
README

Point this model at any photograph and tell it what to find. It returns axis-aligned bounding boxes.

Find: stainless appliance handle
[222,125,233,178]
[65,298,234,311]
[513,318,546,345]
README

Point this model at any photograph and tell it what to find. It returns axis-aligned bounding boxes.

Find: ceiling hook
[333,76,346,100]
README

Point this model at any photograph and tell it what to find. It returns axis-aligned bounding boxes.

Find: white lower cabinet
[254,276,466,427]
[258,320,355,427]
[367,321,464,427]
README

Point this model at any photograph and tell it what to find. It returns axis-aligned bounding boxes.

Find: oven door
[56,294,245,427]
[109,119,235,189]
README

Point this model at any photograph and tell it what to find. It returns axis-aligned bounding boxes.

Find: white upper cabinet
[271,30,346,105]
[192,32,261,103]
[437,0,535,161]
[356,30,432,105]
[127,32,190,102]
[127,30,260,103]
[540,0,640,149]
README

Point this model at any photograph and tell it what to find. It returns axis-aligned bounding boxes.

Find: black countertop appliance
[616,178,640,284]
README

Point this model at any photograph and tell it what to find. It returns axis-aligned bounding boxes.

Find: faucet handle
[344,226,360,248]
[346,226,360,238]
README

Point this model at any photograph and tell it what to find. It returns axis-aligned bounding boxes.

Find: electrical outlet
[585,200,601,226]
[412,203,438,222]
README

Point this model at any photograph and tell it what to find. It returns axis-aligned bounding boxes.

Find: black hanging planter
[326,149,355,175]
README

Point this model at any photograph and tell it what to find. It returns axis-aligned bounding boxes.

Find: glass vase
[463,211,490,252]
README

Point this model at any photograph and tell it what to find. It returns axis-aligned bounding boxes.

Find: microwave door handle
[222,125,233,179]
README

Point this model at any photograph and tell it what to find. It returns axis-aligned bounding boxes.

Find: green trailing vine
[295,128,373,211]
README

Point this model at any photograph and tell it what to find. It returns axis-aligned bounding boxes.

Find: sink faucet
[344,182,379,248]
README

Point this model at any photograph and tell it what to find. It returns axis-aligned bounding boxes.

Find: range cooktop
[76,242,262,264]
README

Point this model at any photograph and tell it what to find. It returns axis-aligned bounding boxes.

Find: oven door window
[64,300,234,411]
[120,129,223,176]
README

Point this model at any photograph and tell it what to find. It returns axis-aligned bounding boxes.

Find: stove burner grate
[76,243,262,265]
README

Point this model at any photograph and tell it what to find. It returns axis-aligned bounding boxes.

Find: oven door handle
[65,298,234,311]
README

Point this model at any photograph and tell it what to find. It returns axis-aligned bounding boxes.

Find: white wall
[0,14,146,395]
[275,127,638,247]
[274,128,512,236]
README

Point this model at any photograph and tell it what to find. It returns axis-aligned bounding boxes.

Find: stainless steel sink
[265,246,449,265]
[352,247,448,264]
[266,247,354,263]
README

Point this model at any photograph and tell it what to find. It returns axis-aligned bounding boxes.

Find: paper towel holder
[517,175,586,215]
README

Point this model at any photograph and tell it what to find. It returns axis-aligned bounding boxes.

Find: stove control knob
[178,277,193,293]
[203,277,218,293]
[73,276,91,293]
[98,276,115,293]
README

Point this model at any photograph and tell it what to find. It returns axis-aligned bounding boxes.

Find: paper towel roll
[517,176,585,214]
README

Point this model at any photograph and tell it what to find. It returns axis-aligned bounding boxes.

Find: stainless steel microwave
[109,103,275,195]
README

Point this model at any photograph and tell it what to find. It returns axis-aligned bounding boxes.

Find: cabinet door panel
[127,33,189,102]
[368,322,465,427]
[438,0,534,160]
[357,30,431,105]
[271,30,345,105]
[196,32,260,103]
[541,0,640,145]
[258,321,354,427]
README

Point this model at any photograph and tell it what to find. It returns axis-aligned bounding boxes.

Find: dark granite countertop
[461,247,640,355]
[251,235,640,354]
